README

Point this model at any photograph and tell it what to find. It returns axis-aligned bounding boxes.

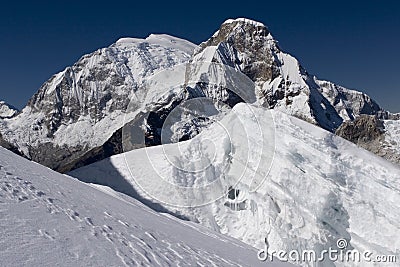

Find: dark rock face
[121,83,244,150]
[28,142,82,172]
[62,81,243,173]
[194,19,357,132]
[336,115,400,164]
[196,19,281,82]
[336,115,385,144]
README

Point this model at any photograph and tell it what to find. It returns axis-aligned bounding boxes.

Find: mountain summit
[194,18,386,130]
[0,35,196,171]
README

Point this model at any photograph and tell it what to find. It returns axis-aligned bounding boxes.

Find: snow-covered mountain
[192,18,387,129]
[0,146,293,266]
[71,104,400,266]
[188,18,399,166]
[0,100,17,119]
[0,18,398,172]
[0,34,196,171]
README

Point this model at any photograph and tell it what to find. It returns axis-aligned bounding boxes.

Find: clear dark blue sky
[1,0,399,112]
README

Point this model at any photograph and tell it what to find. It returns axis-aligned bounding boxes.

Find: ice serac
[0,100,18,119]
[193,18,386,131]
[70,105,400,267]
[0,146,293,266]
[0,35,196,171]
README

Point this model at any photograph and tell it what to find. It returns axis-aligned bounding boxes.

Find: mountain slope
[0,34,196,171]
[0,146,293,266]
[71,105,400,266]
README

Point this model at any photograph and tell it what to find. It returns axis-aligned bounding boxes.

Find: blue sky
[1,0,399,112]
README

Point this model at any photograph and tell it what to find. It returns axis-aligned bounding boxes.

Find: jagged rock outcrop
[336,115,385,145]
[336,115,400,164]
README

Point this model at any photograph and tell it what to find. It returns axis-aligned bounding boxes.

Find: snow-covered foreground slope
[0,147,292,266]
[71,104,400,266]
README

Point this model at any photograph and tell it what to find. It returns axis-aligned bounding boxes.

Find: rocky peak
[193,18,389,133]
[197,18,272,49]
[195,18,280,82]
[316,79,384,121]
[0,100,18,119]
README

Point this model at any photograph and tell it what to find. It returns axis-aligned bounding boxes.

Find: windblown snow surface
[0,147,292,266]
[71,104,400,266]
